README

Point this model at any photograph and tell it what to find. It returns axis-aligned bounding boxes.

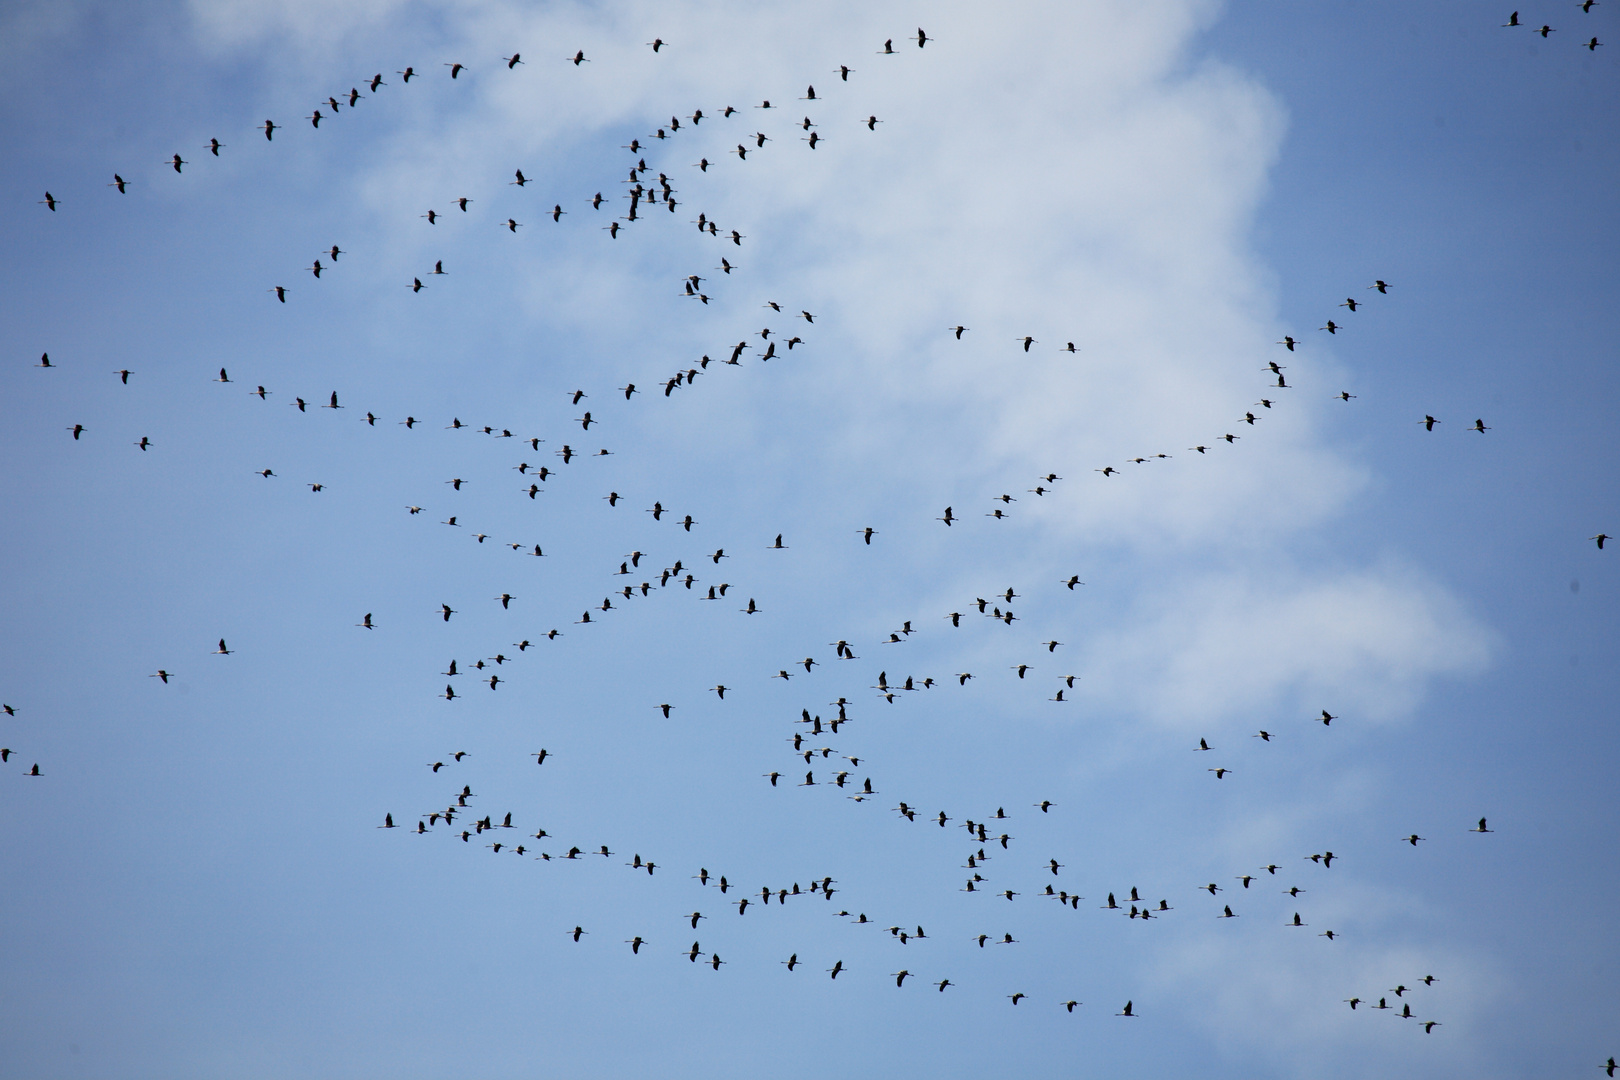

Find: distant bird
[1503,11,1521,26]
[570,50,588,65]
[1593,534,1609,549]
[1277,336,1296,351]
[1470,418,1490,433]
[214,639,232,655]
[445,62,465,78]
[1471,817,1494,833]
[1117,1001,1135,1017]
[262,120,278,140]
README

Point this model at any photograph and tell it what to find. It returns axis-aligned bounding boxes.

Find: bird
[445,62,464,78]
[1471,817,1494,833]
[1504,11,1521,26]
[1593,534,1609,549]
[214,639,232,655]
[1117,1001,1135,1017]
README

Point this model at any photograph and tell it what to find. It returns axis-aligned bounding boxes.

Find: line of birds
[1500,4,1605,49]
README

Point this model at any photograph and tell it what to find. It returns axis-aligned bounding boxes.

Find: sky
[0,1,1616,1077]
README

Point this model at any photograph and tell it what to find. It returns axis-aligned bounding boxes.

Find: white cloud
[177,0,1496,731]
[1083,560,1493,728]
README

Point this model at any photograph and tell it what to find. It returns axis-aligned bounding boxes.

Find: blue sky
[1,1,1615,1076]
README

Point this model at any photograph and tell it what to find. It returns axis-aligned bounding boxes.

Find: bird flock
[8,7,1615,1064]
